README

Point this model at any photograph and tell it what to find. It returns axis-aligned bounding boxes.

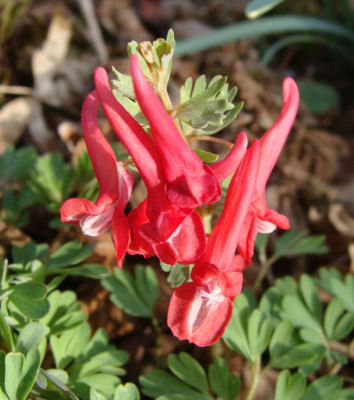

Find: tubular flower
[130,55,221,209]
[94,67,206,265]
[237,77,299,263]
[167,140,260,346]
[60,91,134,266]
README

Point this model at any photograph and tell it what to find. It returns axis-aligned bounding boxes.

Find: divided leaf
[103,265,159,318]
[176,75,243,135]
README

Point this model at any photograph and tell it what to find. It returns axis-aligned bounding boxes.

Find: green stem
[0,259,8,289]
[245,358,261,400]
[152,316,164,369]
[253,256,277,291]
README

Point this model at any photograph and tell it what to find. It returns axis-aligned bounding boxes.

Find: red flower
[167,140,260,346]
[94,67,206,265]
[237,77,299,263]
[60,91,134,266]
[130,55,221,209]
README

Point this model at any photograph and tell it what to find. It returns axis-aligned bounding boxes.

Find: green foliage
[116,29,175,96]
[0,147,37,227]
[160,262,191,287]
[299,81,340,114]
[50,322,129,400]
[0,146,98,227]
[245,0,288,19]
[40,290,87,335]
[175,16,354,56]
[8,281,50,320]
[111,383,140,400]
[9,240,107,284]
[208,358,241,400]
[274,370,306,400]
[223,271,354,384]
[140,352,240,400]
[317,268,354,312]
[176,75,243,135]
[28,153,76,213]
[273,229,328,259]
[0,348,41,400]
[103,265,159,317]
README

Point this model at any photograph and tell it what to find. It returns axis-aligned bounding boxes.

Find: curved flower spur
[94,65,207,265]
[60,91,134,267]
[167,140,260,347]
[237,77,300,264]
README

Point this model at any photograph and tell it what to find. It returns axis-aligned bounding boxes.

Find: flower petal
[203,140,260,270]
[60,198,106,223]
[257,77,299,193]
[167,282,233,347]
[81,92,120,206]
[94,67,164,191]
[111,207,131,267]
[154,211,206,265]
[130,55,221,208]
[209,131,248,182]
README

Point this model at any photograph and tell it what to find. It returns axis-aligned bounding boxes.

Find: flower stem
[245,358,261,400]
[253,256,277,292]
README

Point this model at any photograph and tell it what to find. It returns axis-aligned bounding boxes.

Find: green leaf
[317,269,354,312]
[114,383,140,400]
[16,322,49,355]
[274,370,306,400]
[0,351,6,400]
[0,146,36,183]
[52,264,108,279]
[247,309,272,360]
[175,16,354,56]
[72,374,120,399]
[281,294,322,333]
[4,352,24,400]
[259,287,283,325]
[40,290,87,335]
[332,311,354,341]
[12,242,49,266]
[28,153,76,212]
[222,293,254,359]
[50,323,91,370]
[90,388,107,400]
[324,299,344,339]
[168,353,209,394]
[34,369,79,400]
[103,265,158,317]
[160,262,191,287]
[299,274,323,323]
[176,75,242,135]
[208,358,240,400]
[45,241,94,270]
[303,376,342,400]
[0,312,15,351]
[271,343,325,369]
[16,348,41,400]
[194,148,219,163]
[245,0,287,19]
[9,282,49,319]
[274,230,328,259]
[299,81,340,115]
[139,370,211,399]
[269,320,294,362]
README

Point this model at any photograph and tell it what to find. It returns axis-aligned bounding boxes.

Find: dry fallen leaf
[32,7,95,108]
[0,96,54,152]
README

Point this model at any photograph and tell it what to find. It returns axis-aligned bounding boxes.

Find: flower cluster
[61,55,299,346]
